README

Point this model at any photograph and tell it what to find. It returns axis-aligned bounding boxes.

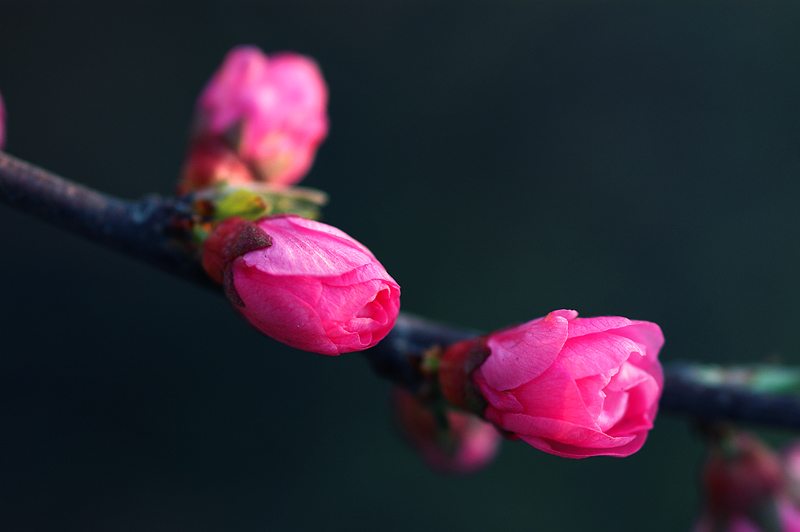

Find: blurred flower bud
[784,442,800,506]
[202,215,400,355]
[393,387,501,475]
[178,137,257,194]
[693,431,800,532]
[439,309,664,458]
[180,46,328,192]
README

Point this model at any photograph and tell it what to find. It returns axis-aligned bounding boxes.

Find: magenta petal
[512,363,598,427]
[574,374,609,419]
[473,372,525,413]
[244,217,379,277]
[616,372,661,422]
[558,333,641,379]
[480,312,570,390]
[518,433,647,458]
[498,414,638,454]
[778,498,800,532]
[567,316,632,338]
[595,389,629,432]
[611,322,665,368]
[606,361,651,392]
[235,272,337,355]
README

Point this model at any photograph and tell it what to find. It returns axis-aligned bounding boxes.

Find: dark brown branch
[3,150,800,430]
[0,151,215,290]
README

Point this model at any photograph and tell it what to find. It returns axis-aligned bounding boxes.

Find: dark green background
[3,1,800,530]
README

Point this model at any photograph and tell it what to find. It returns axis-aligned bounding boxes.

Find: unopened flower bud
[182,46,328,191]
[440,309,664,458]
[202,215,400,355]
[393,387,501,475]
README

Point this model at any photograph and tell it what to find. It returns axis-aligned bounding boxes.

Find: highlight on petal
[481,311,570,390]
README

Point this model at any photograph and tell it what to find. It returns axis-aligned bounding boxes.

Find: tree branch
[3,150,800,430]
[0,151,215,290]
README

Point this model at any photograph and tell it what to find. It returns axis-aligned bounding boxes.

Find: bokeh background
[3,1,800,530]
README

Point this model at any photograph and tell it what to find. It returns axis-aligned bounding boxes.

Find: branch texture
[0,151,215,289]
[2,150,800,430]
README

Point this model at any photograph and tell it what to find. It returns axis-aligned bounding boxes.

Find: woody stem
[3,150,800,430]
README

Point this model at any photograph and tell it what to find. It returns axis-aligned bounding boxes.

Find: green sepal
[197,184,328,223]
[215,188,269,220]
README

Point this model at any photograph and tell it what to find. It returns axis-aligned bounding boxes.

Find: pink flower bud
[202,215,400,355]
[0,91,6,149]
[440,309,664,458]
[393,387,501,475]
[185,46,328,190]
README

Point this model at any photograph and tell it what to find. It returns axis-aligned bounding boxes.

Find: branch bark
[3,150,800,430]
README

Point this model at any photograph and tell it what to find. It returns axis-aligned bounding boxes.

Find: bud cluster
[177,46,666,469]
[181,46,400,357]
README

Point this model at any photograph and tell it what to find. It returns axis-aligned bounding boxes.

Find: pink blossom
[440,309,664,458]
[393,387,501,475]
[202,215,400,355]
[183,46,328,190]
[0,91,6,149]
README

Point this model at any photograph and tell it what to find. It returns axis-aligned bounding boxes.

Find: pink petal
[498,414,642,457]
[243,217,379,277]
[778,498,800,532]
[511,363,598,427]
[480,312,570,390]
[472,370,525,413]
[234,271,337,355]
[611,321,665,369]
[558,333,641,379]
[567,315,632,338]
[574,374,610,419]
[595,389,629,432]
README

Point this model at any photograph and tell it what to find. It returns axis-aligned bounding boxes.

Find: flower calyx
[201,216,273,306]
[438,336,491,416]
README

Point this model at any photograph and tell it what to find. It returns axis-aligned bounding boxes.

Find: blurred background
[3,1,800,530]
